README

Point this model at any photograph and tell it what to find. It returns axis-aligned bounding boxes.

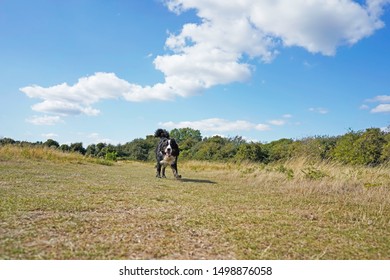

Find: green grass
[1,146,389,259]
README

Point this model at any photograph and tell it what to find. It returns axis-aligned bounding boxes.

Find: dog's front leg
[161,165,167,178]
[156,162,162,178]
[171,162,181,179]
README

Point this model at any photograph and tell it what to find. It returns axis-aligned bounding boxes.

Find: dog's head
[160,138,179,157]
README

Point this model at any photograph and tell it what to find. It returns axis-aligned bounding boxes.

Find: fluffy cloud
[309,107,329,114]
[21,1,390,119]
[268,119,286,126]
[371,104,390,113]
[42,133,59,139]
[160,118,271,132]
[159,113,294,134]
[367,95,390,103]
[86,133,113,144]
[165,0,389,56]
[26,115,63,126]
[21,72,133,116]
[363,94,390,113]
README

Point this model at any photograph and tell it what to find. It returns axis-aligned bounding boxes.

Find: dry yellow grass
[1,146,389,259]
[0,145,112,165]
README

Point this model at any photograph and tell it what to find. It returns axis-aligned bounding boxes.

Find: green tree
[170,127,202,143]
[70,142,86,155]
[381,131,390,162]
[265,138,294,162]
[60,144,70,152]
[122,138,155,161]
[235,143,268,162]
[170,128,202,159]
[95,143,107,157]
[192,136,227,161]
[219,141,239,160]
[43,139,60,148]
[86,144,97,156]
[353,128,385,165]
[0,137,16,145]
[332,128,385,165]
[331,130,361,164]
[294,136,337,160]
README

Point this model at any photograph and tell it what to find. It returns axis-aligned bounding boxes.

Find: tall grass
[183,157,390,184]
[183,157,390,204]
[0,145,112,165]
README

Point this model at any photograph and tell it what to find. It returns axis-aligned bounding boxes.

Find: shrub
[264,138,294,161]
[294,136,337,160]
[331,130,361,164]
[381,141,390,163]
[332,128,385,165]
[43,139,60,148]
[353,128,385,165]
[301,167,328,180]
[105,151,117,161]
[70,142,86,155]
[235,143,268,163]
[275,165,294,179]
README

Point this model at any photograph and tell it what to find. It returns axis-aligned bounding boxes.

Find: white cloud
[371,104,390,113]
[165,0,389,55]
[363,94,390,113]
[86,133,113,144]
[309,107,329,114]
[160,118,271,132]
[26,115,63,126]
[268,119,286,126]
[367,95,390,103]
[42,133,58,139]
[21,72,133,116]
[266,114,293,126]
[31,100,101,116]
[20,1,390,118]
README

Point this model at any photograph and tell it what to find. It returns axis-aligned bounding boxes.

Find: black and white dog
[154,128,181,179]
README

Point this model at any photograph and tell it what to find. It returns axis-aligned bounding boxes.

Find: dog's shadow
[180,178,217,184]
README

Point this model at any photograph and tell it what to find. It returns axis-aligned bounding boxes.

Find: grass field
[1,146,389,259]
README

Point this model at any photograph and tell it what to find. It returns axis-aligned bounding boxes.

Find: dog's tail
[154,128,170,139]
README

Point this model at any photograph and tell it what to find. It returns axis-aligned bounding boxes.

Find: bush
[332,128,385,165]
[381,141,390,163]
[235,143,268,163]
[294,136,337,160]
[264,138,294,161]
[70,142,86,155]
[121,138,157,161]
[301,167,328,180]
[275,165,294,179]
[105,151,117,161]
[43,139,60,148]
[353,128,385,165]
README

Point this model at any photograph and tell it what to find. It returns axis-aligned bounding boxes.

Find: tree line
[1,127,390,166]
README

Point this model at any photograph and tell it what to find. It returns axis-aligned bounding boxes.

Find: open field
[1,146,390,259]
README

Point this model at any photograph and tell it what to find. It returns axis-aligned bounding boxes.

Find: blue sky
[1,0,390,145]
